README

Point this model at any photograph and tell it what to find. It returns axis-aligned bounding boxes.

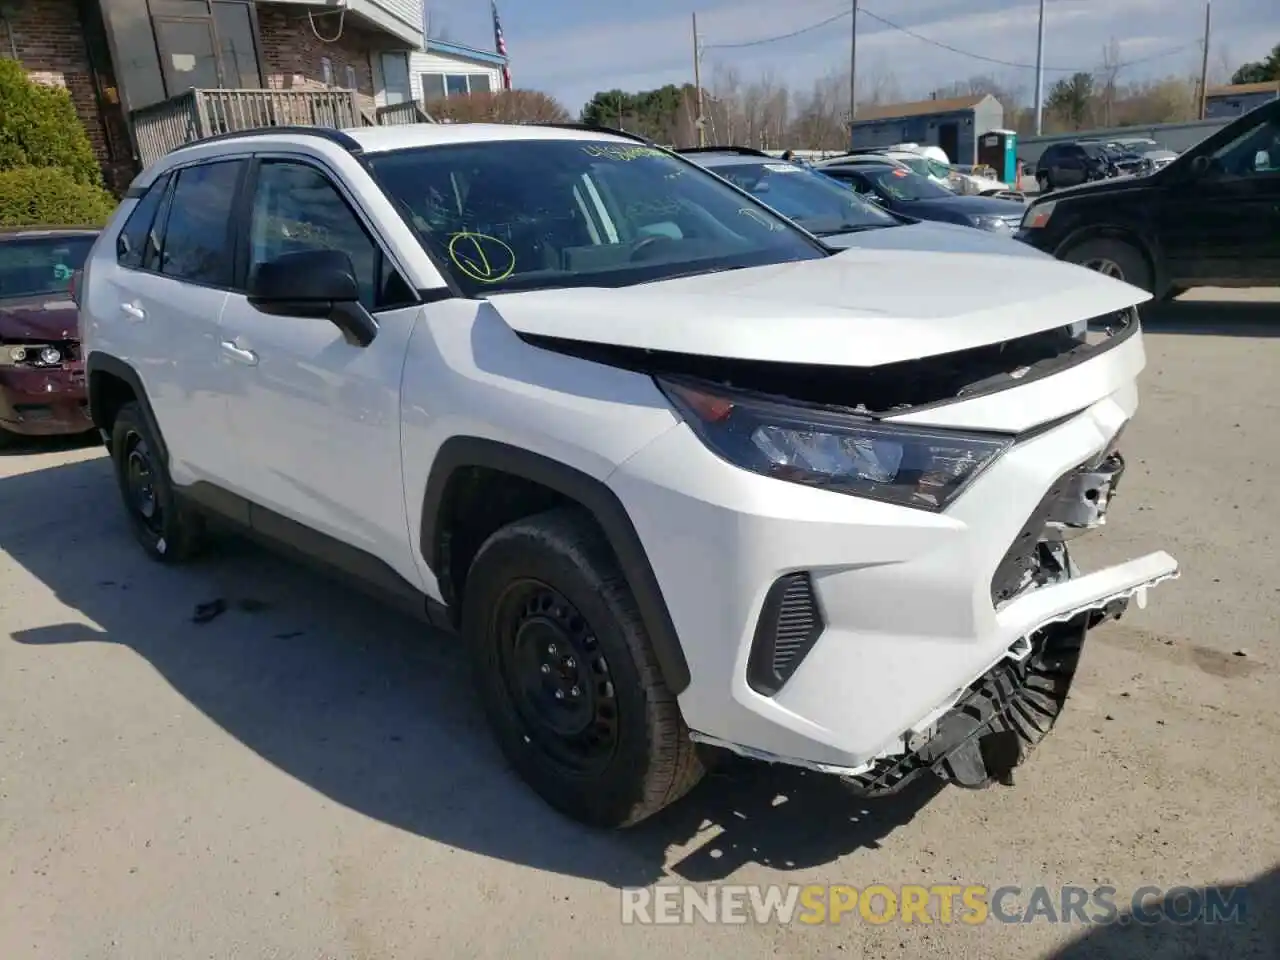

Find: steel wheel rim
[123,431,163,534]
[493,580,619,775]
[1084,257,1125,280]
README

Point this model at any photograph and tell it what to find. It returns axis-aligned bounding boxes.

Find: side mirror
[247,249,377,347]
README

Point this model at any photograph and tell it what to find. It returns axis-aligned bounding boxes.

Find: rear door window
[157,159,246,287]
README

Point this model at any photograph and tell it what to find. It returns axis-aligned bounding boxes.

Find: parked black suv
[1034,141,1139,192]
[1017,99,1280,298]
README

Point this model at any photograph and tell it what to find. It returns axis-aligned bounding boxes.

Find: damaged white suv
[80,122,1177,827]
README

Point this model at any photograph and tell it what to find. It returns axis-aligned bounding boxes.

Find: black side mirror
[247,249,378,347]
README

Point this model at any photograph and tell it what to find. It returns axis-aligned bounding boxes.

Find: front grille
[747,572,824,696]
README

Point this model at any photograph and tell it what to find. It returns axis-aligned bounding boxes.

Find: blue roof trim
[426,38,508,66]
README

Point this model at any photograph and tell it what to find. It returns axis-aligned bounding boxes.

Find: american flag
[491,0,512,90]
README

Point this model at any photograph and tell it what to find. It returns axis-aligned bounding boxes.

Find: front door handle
[220,340,258,366]
[120,302,145,321]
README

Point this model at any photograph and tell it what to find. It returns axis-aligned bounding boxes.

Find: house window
[344,64,357,90]
[320,57,333,87]
[421,73,494,101]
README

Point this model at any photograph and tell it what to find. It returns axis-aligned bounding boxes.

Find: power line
[702,7,850,50]
[857,7,1195,73]
[702,3,1197,74]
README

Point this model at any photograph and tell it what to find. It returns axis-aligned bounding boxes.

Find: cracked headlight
[658,378,1014,511]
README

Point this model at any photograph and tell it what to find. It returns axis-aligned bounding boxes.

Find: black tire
[110,401,205,562]
[462,506,703,828]
[1061,237,1153,293]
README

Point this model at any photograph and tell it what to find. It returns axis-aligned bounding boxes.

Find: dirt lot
[2,289,1278,960]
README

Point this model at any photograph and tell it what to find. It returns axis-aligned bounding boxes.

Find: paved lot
[2,289,1278,960]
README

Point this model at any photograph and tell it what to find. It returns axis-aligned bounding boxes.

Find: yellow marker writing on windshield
[448,232,516,283]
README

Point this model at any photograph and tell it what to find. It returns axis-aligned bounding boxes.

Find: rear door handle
[120,302,145,321]
[220,340,258,366]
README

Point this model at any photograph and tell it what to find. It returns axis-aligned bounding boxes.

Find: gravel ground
[2,289,1278,960]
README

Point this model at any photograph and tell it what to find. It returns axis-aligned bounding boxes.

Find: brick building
[0,0,426,191]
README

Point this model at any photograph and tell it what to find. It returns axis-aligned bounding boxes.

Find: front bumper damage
[684,431,1177,792]
[843,551,1178,795]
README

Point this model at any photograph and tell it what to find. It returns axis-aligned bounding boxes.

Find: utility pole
[692,12,705,147]
[1198,1,1212,120]
[1033,0,1046,135]
[848,0,858,131]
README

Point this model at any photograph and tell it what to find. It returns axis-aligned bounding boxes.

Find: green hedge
[0,166,118,227]
[0,57,104,187]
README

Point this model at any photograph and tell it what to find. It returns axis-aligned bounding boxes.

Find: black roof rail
[676,145,773,158]
[524,122,655,145]
[166,125,364,157]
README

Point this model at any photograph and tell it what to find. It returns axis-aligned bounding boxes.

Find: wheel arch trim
[85,352,169,465]
[420,436,692,696]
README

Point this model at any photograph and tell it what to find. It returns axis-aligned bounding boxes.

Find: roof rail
[166,125,364,157]
[676,145,773,158]
[525,122,655,145]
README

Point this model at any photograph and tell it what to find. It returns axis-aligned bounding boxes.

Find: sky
[428,0,1279,116]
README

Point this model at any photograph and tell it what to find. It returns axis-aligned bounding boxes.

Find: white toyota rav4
[79,122,1178,828]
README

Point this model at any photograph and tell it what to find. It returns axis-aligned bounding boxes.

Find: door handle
[220,340,258,366]
[120,302,146,321]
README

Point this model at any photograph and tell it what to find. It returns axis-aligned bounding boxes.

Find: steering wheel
[629,234,677,262]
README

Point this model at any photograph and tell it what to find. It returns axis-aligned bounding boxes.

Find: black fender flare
[420,437,692,695]
[85,352,169,465]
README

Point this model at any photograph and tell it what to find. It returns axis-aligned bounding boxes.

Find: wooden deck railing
[374,100,435,126]
[130,88,367,166]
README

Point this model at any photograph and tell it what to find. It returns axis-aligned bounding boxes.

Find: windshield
[0,235,94,300]
[866,167,956,201]
[367,139,826,296]
[707,160,897,237]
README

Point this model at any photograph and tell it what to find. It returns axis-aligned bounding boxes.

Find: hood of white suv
[489,247,1149,367]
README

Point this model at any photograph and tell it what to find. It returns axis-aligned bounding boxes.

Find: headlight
[7,345,26,363]
[1021,199,1056,229]
[658,378,1014,511]
[39,346,61,364]
[968,214,1009,232]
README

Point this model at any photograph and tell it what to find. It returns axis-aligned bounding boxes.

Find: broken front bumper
[842,550,1178,795]
[0,364,91,437]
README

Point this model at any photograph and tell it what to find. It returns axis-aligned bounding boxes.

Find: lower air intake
[747,572,824,696]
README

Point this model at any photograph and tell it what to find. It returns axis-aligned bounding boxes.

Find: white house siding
[408,50,502,103]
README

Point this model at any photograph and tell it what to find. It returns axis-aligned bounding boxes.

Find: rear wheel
[1061,237,1152,293]
[109,402,206,562]
[462,507,703,828]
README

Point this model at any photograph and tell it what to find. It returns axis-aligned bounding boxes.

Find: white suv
[79,122,1178,828]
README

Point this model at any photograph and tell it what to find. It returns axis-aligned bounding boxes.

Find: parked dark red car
[0,227,99,444]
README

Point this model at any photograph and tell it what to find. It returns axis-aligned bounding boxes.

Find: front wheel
[1061,237,1152,293]
[462,507,703,828]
